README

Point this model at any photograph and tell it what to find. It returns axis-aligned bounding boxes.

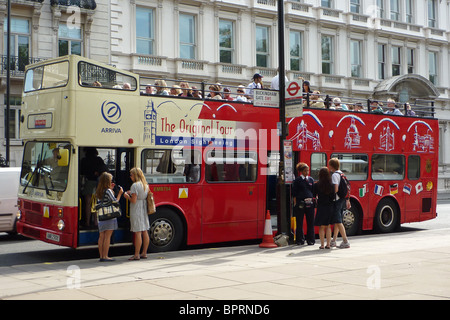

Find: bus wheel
[148,208,184,252]
[374,198,398,233]
[343,204,360,236]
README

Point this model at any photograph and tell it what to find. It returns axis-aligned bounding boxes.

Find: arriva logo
[101,100,122,124]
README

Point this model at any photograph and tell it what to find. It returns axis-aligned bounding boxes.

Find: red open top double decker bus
[16,56,438,251]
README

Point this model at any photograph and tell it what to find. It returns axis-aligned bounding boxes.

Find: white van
[0,167,21,234]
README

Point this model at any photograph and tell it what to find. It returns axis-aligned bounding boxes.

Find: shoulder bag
[146,190,156,215]
[95,190,122,221]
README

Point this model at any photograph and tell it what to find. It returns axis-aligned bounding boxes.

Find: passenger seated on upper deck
[123,83,131,90]
[93,81,102,87]
[170,85,182,96]
[332,97,348,110]
[370,100,384,114]
[234,85,248,102]
[405,102,416,116]
[143,84,155,95]
[191,86,202,99]
[179,82,193,98]
[308,91,325,108]
[208,84,223,100]
[354,103,364,112]
[384,98,403,116]
[154,80,169,95]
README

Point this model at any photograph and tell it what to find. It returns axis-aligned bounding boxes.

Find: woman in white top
[124,167,150,260]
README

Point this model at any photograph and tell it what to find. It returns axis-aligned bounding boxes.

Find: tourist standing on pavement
[328,158,350,248]
[95,172,123,261]
[313,167,334,249]
[124,167,150,260]
[292,162,315,245]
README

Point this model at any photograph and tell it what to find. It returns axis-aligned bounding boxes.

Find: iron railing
[0,55,44,76]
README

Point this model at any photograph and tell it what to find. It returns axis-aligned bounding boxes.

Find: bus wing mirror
[58,148,69,167]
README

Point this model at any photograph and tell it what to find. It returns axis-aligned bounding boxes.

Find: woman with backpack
[328,158,350,249]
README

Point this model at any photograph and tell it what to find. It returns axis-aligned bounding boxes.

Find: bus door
[202,150,259,243]
[404,155,423,222]
[78,147,134,246]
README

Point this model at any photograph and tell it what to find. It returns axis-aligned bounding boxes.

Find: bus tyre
[374,198,399,233]
[148,208,184,252]
[342,203,360,236]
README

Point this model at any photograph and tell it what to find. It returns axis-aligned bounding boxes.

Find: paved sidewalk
[1,227,450,300]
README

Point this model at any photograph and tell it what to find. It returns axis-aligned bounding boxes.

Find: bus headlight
[17,210,22,220]
[57,219,65,231]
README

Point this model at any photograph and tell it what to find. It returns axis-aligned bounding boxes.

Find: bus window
[24,66,43,92]
[21,141,71,192]
[310,153,327,181]
[42,61,69,89]
[24,61,69,92]
[408,155,420,180]
[331,153,368,181]
[141,149,201,184]
[371,154,405,180]
[78,61,137,90]
[205,150,257,182]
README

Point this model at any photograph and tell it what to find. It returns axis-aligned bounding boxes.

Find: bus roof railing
[138,76,435,118]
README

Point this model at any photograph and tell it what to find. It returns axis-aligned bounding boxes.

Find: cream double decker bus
[16,55,279,250]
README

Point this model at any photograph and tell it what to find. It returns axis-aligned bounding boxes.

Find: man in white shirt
[270,70,289,90]
[245,73,263,100]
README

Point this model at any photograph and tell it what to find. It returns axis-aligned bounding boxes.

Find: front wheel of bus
[374,198,399,233]
[148,208,184,252]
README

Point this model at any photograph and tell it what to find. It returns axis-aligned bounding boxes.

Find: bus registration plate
[46,232,60,243]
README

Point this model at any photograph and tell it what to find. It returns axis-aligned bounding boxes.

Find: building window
[405,0,414,24]
[428,51,437,85]
[219,19,234,64]
[428,0,436,28]
[179,13,196,59]
[350,0,360,13]
[378,44,386,79]
[377,0,385,18]
[391,46,401,76]
[3,96,21,140]
[3,17,30,71]
[350,40,362,78]
[439,126,444,164]
[321,0,332,8]
[256,25,269,68]
[407,48,414,73]
[136,7,154,55]
[289,30,303,71]
[321,35,333,74]
[390,0,400,21]
[58,23,82,56]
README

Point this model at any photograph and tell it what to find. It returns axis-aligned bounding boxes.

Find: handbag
[96,190,122,221]
[146,190,156,215]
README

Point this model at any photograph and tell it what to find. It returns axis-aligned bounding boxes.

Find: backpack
[337,172,350,199]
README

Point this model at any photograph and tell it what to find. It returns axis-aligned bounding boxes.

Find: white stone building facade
[1,0,450,194]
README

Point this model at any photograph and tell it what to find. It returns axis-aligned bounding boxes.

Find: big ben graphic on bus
[144,100,157,144]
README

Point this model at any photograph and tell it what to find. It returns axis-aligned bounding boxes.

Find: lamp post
[277,0,288,234]
[5,0,11,167]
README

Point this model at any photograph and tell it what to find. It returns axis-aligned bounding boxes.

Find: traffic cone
[259,210,278,248]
